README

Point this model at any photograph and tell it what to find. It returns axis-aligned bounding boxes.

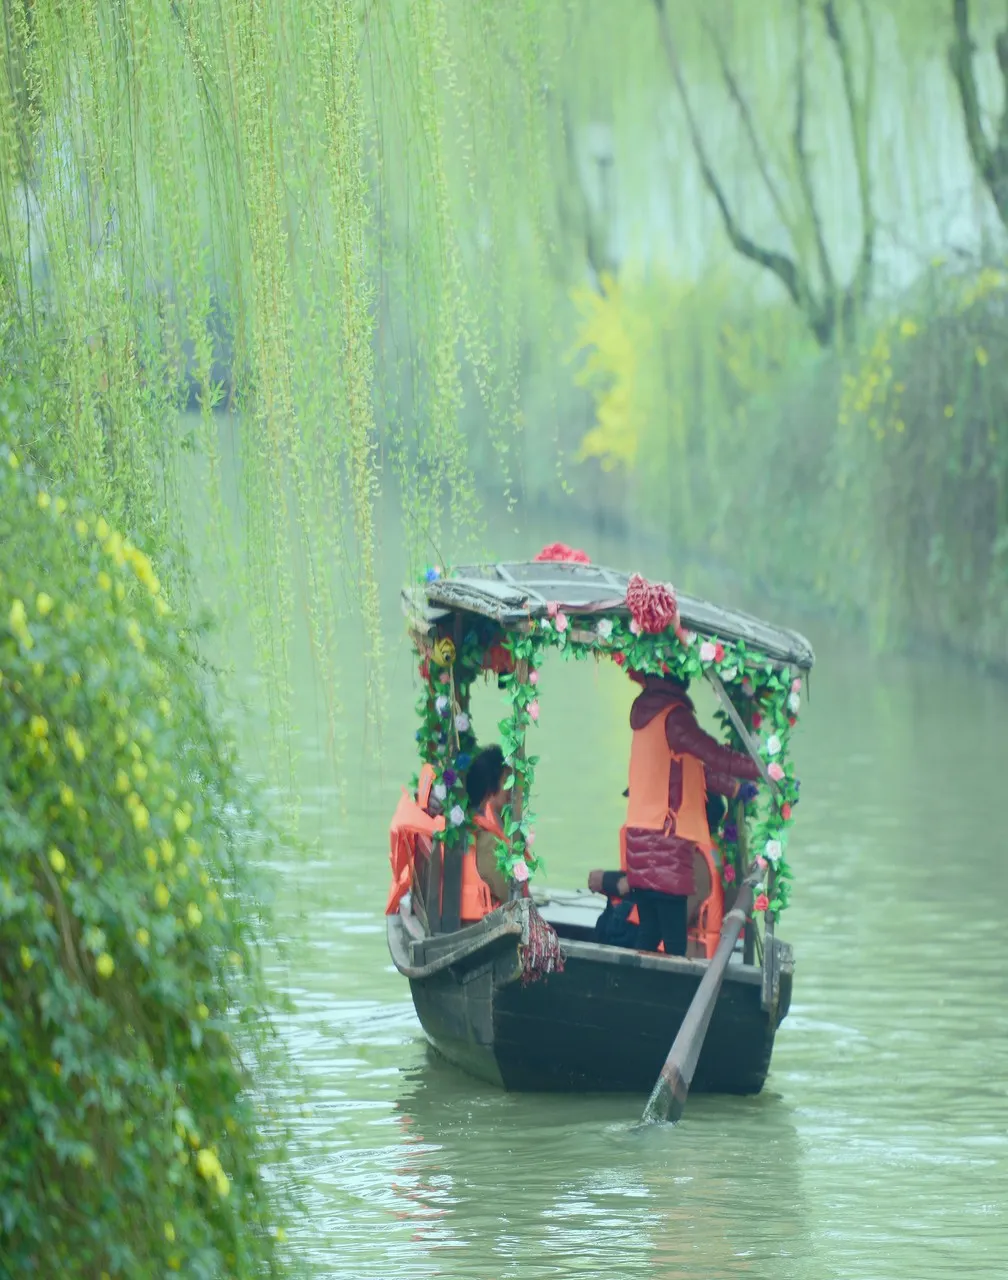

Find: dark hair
[466,745,505,811]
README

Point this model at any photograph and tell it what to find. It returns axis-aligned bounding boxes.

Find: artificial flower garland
[411,566,803,922]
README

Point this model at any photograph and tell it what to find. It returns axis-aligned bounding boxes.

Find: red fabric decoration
[482,642,515,675]
[519,902,565,985]
[625,573,683,637]
[533,542,591,565]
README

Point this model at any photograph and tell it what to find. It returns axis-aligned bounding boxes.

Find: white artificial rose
[449,805,465,827]
[765,734,781,757]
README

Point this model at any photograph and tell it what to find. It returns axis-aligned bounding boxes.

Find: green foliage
[0,450,294,1276]
[411,591,803,917]
[0,0,568,769]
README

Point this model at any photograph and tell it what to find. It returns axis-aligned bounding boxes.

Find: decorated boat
[386,550,815,1097]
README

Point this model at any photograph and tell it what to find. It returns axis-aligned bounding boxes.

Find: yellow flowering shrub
[0,448,294,1276]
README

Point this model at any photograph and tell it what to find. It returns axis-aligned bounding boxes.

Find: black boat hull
[389,897,792,1096]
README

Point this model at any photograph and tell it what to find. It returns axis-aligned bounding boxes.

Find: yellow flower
[8,450,19,468]
[976,345,989,367]
[20,945,32,970]
[154,883,170,908]
[197,1001,209,1019]
[186,837,203,857]
[54,496,67,516]
[59,783,74,807]
[135,927,150,947]
[187,902,203,928]
[64,726,86,763]
[103,531,125,563]
[48,847,66,874]
[155,597,170,616]
[37,491,51,511]
[75,518,88,537]
[95,516,110,541]
[164,1222,176,1243]
[196,1148,221,1179]
[144,845,158,871]
[173,809,191,834]
[126,619,145,652]
[899,319,918,337]
[95,953,115,978]
[132,802,150,832]
[29,715,48,739]
[97,571,111,592]
[159,838,174,864]
[158,696,172,719]
[9,598,32,648]
[132,760,148,783]
[115,581,125,601]
[116,769,131,794]
[35,592,53,616]
[114,726,128,747]
[215,1171,230,1198]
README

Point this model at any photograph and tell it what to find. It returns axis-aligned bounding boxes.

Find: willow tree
[950,0,1008,230]
[0,0,567,776]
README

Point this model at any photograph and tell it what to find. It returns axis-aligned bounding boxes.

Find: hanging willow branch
[949,0,1008,231]
[653,0,876,349]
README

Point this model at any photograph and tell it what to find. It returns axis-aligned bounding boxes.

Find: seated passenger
[465,745,511,905]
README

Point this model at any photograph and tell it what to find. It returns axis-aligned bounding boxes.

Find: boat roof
[403,561,815,671]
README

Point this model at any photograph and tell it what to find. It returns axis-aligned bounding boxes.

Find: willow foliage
[0,0,567,775]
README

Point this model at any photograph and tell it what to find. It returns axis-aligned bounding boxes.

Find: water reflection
[388,1052,811,1280]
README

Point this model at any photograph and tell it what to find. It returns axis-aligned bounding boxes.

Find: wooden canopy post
[507,658,529,900]
[438,614,468,933]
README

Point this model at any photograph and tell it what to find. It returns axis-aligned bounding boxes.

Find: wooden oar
[641,855,764,1125]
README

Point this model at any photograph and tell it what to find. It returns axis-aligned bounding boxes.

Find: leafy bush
[0,445,293,1276]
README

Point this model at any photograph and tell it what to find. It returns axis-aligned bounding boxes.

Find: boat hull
[390,899,792,1096]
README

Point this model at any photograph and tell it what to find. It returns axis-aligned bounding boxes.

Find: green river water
[216,499,1008,1280]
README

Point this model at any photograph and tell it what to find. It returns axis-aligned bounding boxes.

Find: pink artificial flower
[554,612,568,634]
[791,677,802,693]
[699,640,717,663]
[723,864,736,884]
[529,669,539,686]
[547,601,559,618]
[528,699,540,722]
[768,762,785,782]
[629,618,641,636]
[755,855,768,871]
[439,671,450,685]
[526,830,535,848]
[754,893,770,913]
[512,860,529,883]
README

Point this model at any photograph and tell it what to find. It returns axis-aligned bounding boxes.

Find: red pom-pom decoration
[533,542,591,564]
[625,573,682,636]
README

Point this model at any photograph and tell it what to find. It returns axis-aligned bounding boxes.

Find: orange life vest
[453,801,503,922]
[625,707,712,851]
[386,786,444,915]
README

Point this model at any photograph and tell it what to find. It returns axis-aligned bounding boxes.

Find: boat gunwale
[387,910,765,989]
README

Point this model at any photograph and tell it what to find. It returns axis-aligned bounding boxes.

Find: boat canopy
[402,561,814,673]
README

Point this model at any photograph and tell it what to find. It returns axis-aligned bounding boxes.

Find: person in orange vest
[464,745,511,904]
[596,670,761,956]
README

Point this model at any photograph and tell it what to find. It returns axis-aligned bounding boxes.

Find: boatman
[617,670,760,956]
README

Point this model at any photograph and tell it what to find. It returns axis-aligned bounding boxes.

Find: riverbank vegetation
[0,430,295,1274]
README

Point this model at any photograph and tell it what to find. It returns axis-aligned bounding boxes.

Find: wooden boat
[387,557,814,1097]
